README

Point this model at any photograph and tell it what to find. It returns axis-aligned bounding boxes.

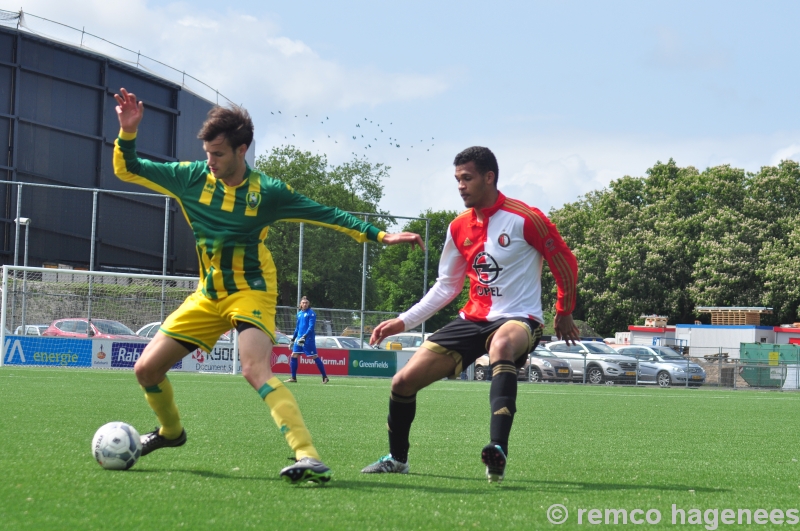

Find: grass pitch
[1,368,799,530]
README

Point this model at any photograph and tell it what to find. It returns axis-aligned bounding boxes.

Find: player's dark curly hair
[198,105,254,150]
[453,146,499,184]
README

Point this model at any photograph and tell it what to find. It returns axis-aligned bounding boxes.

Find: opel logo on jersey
[498,233,510,247]
[472,251,503,285]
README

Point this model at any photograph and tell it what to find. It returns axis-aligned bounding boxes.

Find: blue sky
[5,1,800,222]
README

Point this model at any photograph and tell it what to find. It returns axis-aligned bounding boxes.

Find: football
[92,422,142,470]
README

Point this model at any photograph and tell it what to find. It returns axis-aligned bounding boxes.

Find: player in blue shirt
[286,296,328,383]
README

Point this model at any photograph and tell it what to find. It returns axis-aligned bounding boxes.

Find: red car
[42,318,140,339]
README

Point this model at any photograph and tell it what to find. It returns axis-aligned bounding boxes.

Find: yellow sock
[259,377,319,460]
[142,377,183,439]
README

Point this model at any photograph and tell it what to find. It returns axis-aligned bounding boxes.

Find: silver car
[316,336,368,349]
[615,345,706,387]
[546,340,639,384]
[527,345,573,382]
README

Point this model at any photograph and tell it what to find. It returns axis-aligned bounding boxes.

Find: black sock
[489,360,518,457]
[388,391,416,463]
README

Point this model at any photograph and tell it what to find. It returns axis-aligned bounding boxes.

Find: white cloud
[770,144,800,166]
[10,0,447,111]
[375,131,800,219]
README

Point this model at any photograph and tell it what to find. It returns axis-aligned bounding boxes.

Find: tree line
[258,147,800,338]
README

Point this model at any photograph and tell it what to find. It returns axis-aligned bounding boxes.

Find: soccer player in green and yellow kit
[113,87,423,484]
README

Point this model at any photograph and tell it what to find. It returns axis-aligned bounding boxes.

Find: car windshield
[653,346,685,360]
[338,338,361,348]
[583,342,619,354]
[94,320,135,335]
[532,349,556,358]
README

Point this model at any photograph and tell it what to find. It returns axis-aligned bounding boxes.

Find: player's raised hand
[554,313,580,346]
[382,232,425,251]
[114,87,144,134]
[370,318,405,346]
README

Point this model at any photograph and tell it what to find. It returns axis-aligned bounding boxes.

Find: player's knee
[391,371,416,395]
[489,336,517,362]
[134,357,158,386]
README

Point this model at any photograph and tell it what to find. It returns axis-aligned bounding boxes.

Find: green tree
[372,209,468,332]
[548,158,800,336]
[254,146,389,309]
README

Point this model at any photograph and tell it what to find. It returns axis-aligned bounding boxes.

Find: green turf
[1,368,799,530]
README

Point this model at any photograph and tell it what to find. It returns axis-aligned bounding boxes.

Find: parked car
[473,345,573,382]
[14,324,49,336]
[43,318,140,339]
[546,340,639,384]
[615,345,706,387]
[378,332,432,350]
[316,336,366,349]
[136,322,292,346]
[136,322,161,339]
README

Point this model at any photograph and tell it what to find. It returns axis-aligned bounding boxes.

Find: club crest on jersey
[246,192,261,209]
[498,233,510,247]
[472,251,503,285]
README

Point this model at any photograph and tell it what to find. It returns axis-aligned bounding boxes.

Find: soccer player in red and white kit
[362,146,580,482]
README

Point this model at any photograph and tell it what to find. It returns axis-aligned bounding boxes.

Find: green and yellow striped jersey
[113,130,386,299]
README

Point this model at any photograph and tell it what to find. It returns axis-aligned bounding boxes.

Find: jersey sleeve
[271,182,385,243]
[293,313,301,338]
[303,311,316,337]
[522,207,578,315]
[113,130,191,198]
[397,225,468,330]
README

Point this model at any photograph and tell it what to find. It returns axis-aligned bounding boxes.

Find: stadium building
[0,12,251,275]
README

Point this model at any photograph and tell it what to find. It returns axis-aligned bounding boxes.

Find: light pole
[14,217,31,333]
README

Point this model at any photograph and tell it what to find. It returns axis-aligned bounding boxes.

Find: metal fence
[1,264,407,353]
[470,345,800,390]
[3,181,431,335]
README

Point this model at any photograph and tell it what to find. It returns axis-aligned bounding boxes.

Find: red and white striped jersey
[399,192,578,330]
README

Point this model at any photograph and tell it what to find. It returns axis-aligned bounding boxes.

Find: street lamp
[14,217,31,332]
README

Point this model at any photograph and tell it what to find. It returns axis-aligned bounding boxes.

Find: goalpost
[0,265,403,378]
[0,265,203,370]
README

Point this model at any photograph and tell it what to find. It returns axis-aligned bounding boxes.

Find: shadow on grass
[330,479,527,493]
[128,469,727,495]
[412,474,727,494]
[128,468,281,482]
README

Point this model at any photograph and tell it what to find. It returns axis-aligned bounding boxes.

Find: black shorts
[422,317,544,377]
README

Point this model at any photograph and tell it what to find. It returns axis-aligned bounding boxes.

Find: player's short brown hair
[198,105,254,150]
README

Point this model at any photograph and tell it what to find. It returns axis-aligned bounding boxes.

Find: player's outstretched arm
[114,87,144,134]
[382,232,425,251]
[370,318,405,346]
[554,313,580,345]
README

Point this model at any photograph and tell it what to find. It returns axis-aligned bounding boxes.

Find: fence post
[161,197,170,321]
[733,359,737,389]
[1,265,7,367]
[20,223,29,330]
[717,347,722,388]
[87,190,98,330]
[11,184,22,330]
[582,354,587,384]
[359,215,368,348]
[296,222,304,308]
[232,329,239,376]
[421,218,430,339]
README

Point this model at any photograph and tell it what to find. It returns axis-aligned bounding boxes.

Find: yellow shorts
[160,289,277,352]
